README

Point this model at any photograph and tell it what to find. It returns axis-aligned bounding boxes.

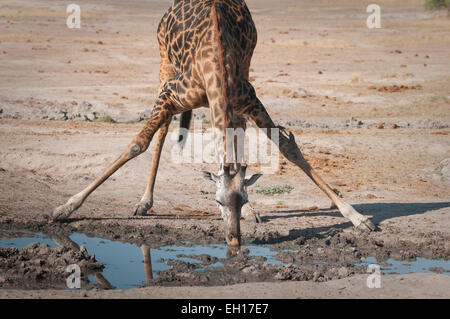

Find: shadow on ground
[257,201,450,244]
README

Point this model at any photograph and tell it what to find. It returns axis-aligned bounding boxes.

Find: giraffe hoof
[356,218,377,232]
[51,203,75,222]
[51,195,83,222]
[132,200,153,216]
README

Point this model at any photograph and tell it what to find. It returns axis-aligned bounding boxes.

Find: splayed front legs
[51,97,173,221]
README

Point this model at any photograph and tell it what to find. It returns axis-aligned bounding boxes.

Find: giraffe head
[203,164,262,247]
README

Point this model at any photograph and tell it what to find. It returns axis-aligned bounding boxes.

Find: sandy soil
[0,0,449,298]
[2,274,449,299]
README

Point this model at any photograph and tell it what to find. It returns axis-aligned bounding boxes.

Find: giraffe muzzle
[227,235,241,247]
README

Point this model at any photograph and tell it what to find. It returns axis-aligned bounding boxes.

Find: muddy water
[358,257,450,276]
[0,232,294,289]
[1,230,449,290]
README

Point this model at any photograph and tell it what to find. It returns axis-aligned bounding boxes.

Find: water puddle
[0,232,290,289]
[1,231,448,290]
[358,256,450,276]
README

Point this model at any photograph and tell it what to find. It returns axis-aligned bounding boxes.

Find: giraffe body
[52,0,375,247]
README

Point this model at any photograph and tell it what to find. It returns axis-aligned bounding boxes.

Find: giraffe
[51,0,376,247]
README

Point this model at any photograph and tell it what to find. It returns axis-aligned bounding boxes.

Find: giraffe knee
[126,143,143,159]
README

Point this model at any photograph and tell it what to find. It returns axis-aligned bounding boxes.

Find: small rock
[338,267,348,277]
[312,271,320,282]
[440,158,450,178]
[34,259,45,267]
[84,113,97,122]
[242,265,255,274]
[80,245,88,257]
[274,272,285,280]
[25,242,39,250]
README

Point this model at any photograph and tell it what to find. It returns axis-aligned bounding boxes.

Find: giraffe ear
[202,171,219,183]
[244,173,262,187]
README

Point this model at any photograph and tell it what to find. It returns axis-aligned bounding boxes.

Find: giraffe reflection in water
[50,233,115,289]
[51,233,249,288]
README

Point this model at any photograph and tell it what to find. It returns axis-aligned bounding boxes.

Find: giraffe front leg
[132,120,170,216]
[51,96,174,222]
[278,127,375,231]
[51,139,143,221]
[243,96,376,231]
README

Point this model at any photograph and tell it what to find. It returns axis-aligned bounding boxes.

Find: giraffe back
[160,0,257,88]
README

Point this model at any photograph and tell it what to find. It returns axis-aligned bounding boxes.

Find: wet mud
[1,221,448,289]
[0,239,104,289]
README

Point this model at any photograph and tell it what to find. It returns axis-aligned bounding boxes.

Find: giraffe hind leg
[132,120,170,216]
[131,10,176,217]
